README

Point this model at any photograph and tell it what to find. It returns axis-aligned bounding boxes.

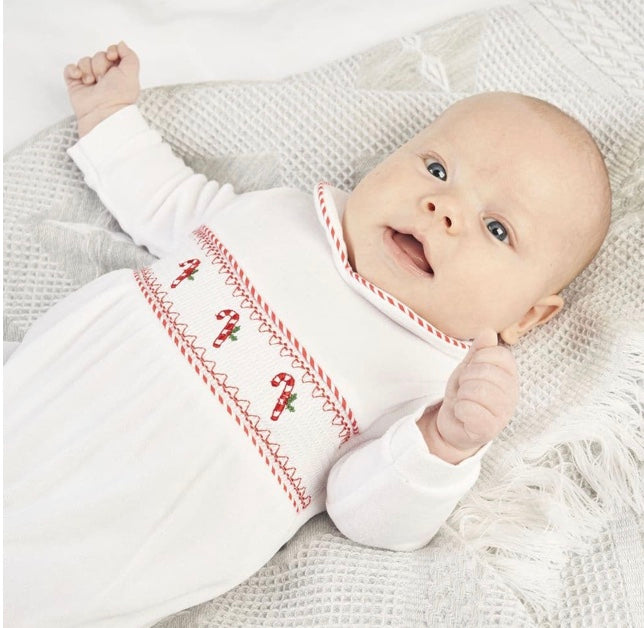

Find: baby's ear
[500,294,564,345]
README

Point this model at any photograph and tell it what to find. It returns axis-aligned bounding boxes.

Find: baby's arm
[326,330,518,550]
[64,43,237,257]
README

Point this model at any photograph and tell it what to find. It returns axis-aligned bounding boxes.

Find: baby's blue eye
[485,219,509,243]
[426,161,447,181]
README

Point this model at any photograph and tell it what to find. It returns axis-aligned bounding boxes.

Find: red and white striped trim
[315,182,468,351]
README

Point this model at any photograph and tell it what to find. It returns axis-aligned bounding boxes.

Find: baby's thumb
[117,41,139,71]
[464,328,498,363]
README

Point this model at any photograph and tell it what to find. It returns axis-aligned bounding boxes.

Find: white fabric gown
[4,106,486,627]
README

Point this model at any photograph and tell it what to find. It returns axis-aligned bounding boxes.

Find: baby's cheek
[437,280,502,337]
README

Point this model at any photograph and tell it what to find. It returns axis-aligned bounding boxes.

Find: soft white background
[3,0,507,153]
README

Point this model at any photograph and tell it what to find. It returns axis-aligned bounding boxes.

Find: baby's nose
[427,202,455,231]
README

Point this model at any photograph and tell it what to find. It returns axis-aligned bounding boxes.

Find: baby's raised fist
[418,329,519,464]
[433,329,518,462]
[64,41,140,137]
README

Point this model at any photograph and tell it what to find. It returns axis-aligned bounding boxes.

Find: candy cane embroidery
[170,258,201,288]
[134,267,311,512]
[270,373,297,421]
[213,309,241,348]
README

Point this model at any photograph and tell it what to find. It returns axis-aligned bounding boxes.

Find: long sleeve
[67,105,239,258]
[326,410,490,551]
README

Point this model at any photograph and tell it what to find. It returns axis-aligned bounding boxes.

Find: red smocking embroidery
[194,225,359,443]
[134,266,312,512]
[315,182,468,350]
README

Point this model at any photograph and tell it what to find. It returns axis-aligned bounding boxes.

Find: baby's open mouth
[389,230,434,276]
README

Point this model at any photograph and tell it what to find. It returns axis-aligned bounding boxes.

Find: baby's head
[343,92,611,343]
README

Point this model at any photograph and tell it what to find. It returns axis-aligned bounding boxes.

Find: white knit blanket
[4,0,643,625]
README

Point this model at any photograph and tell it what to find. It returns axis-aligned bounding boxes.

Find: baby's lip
[386,228,434,277]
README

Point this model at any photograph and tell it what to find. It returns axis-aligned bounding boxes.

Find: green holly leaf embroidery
[230,325,241,341]
[188,269,199,280]
[286,392,297,412]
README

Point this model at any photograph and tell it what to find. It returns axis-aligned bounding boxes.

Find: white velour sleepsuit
[4,106,488,628]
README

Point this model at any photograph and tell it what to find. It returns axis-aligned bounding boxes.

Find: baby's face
[342,94,602,342]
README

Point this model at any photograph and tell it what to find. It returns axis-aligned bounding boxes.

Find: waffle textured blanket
[3,0,643,625]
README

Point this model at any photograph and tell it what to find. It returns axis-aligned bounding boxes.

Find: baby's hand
[419,329,518,464]
[63,41,140,137]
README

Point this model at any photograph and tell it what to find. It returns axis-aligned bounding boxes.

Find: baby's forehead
[418,98,596,178]
[422,107,598,218]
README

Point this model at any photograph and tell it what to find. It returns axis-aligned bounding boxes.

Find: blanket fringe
[449,327,644,619]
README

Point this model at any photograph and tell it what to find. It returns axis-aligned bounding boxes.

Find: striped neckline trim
[314,181,468,351]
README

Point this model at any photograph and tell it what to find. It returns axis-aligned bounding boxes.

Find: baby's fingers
[91,51,112,79]
[77,56,95,84]
[453,400,498,443]
[469,345,518,380]
[63,64,82,84]
[459,362,518,397]
[456,378,515,421]
[106,44,119,61]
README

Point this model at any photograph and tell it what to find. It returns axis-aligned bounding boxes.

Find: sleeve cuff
[67,105,153,170]
[387,412,491,487]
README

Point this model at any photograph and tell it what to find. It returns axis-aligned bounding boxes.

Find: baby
[4,42,611,628]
